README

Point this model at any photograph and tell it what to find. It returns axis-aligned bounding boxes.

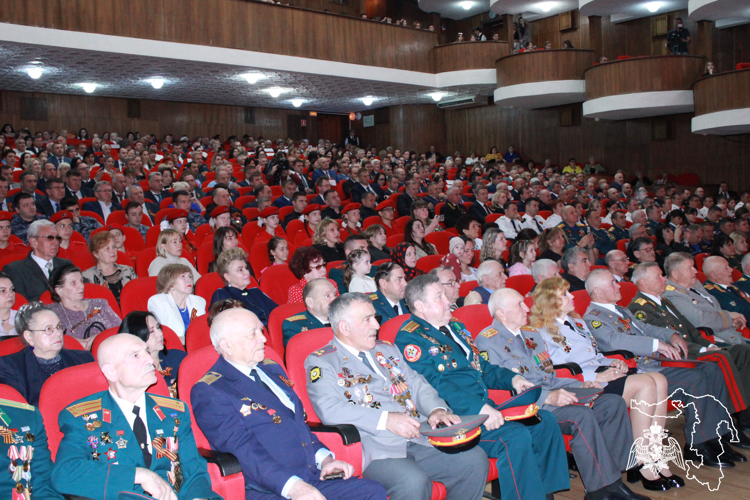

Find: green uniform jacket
[282,310,326,348]
[52,390,220,500]
[557,221,588,250]
[394,315,515,415]
[0,397,62,499]
[704,280,750,325]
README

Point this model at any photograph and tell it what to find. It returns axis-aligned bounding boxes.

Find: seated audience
[0,302,94,405]
[703,256,750,324]
[559,247,591,292]
[403,219,437,259]
[313,218,346,262]
[711,233,742,271]
[192,307,386,500]
[341,202,362,236]
[148,228,201,282]
[255,207,282,245]
[282,277,338,347]
[0,272,18,339]
[472,260,508,304]
[264,235,289,274]
[148,263,207,344]
[118,310,187,398]
[391,242,424,282]
[411,199,442,234]
[364,224,391,261]
[605,249,631,282]
[456,236,477,282]
[369,262,409,323]
[328,235,370,293]
[51,210,89,261]
[82,230,137,305]
[478,228,508,270]
[48,264,121,349]
[344,248,377,293]
[287,246,339,303]
[539,227,566,263]
[210,247,277,327]
[508,239,537,276]
[207,226,242,273]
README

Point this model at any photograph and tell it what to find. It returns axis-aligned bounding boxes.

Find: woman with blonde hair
[312,218,346,262]
[479,228,509,271]
[148,229,200,282]
[530,277,680,490]
[147,263,206,344]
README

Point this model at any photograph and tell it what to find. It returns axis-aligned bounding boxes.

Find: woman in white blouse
[147,263,206,344]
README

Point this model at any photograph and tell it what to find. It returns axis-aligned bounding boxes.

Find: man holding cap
[306,292,489,500]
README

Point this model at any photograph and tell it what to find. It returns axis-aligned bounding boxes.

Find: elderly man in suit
[5,220,72,301]
[703,256,750,325]
[52,334,221,500]
[369,263,409,324]
[305,293,488,500]
[583,269,746,466]
[82,180,122,223]
[662,252,747,345]
[396,180,419,218]
[628,261,750,435]
[192,308,386,500]
[477,288,636,500]
[395,275,570,500]
[281,278,337,348]
[471,260,507,304]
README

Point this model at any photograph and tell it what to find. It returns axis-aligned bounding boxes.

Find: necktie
[358,352,375,372]
[53,202,59,213]
[690,288,712,303]
[440,326,470,357]
[484,204,491,215]
[252,368,294,412]
[535,219,543,232]
[393,304,400,316]
[132,405,152,467]
[45,261,53,277]
[563,320,575,332]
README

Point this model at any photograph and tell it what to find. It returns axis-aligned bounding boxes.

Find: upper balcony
[692,68,750,135]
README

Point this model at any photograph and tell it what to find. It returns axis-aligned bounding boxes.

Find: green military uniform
[608,225,629,242]
[591,227,616,262]
[369,290,408,325]
[704,280,750,326]
[282,310,326,348]
[645,219,660,236]
[52,391,220,500]
[733,274,750,297]
[627,291,750,413]
[394,315,569,500]
[557,221,588,250]
[0,398,61,499]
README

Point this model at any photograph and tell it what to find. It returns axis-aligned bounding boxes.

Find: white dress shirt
[543,213,562,230]
[98,200,113,222]
[384,296,404,316]
[31,252,54,278]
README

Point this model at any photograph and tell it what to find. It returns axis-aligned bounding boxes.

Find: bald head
[489,288,522,317]
[98,334,142,368]
[702,256,723,278]
[488,288,529,331]
[98,334,157,398]
[210,308,266,367]
[585,269,616,302]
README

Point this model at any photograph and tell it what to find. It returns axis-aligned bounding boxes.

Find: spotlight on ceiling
[242,73,265,84]
[538,2,556,12]
[460,1,473,10]
[79,83,98,93]
[291,98,305,107]
[360,97,376,106]
[148,78,165,89]
[266,87,286,97]
[27,67,43,79]
[645,2,664,13]
[428,92,445,102]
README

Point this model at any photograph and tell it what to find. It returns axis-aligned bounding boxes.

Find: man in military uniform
[395,274,571,500]
[584,269,746,466]
[645,206,661,237]
[586,209,617,264]
[369,263,409,324]
[0,392,61,499]
[305,293,488,500]
[477,288,638,500]
[193,308,386,500]
[734,254,750,297]
[663,253,747,345]
[282,278,337,347]
[442,187,468,229]
[52,334,221,499]
[628,262,750,434]
[608,211,629,242]
[703,256,750,325]
[558,206,594,251]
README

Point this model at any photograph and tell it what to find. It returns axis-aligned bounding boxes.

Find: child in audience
[343,249,376,293]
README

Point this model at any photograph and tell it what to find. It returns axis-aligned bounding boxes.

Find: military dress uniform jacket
[281,310,326,348]
[704,280,750,326]
[608,226,629,242]
[662,280,745,345]
[557,222,588,250]
[0,398,62,499]
[52,390,219,500]
[732,274,750,296]
[442,202,467,229]
[591,227,617,260]
[369,290,408,325]
[304,338,446,469]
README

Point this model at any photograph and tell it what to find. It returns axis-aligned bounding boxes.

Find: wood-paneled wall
[496,49,596,87]
[351,104,446,154]
[0,0,437,73]
[584,56,706,100]
[693,69,750,115]
[435,42,509,73]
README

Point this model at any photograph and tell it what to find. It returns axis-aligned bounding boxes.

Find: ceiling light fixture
[460,1,473,10]
[266,87,286,97]
[27,67,43,79]
[645,2,664,13]
[291,98,305,107]
[79,83,98,93]
[428,92,445,102]
[148,78,165,89]
[360,97,376,106]
[242,73,265,84]
[538,2,556,12]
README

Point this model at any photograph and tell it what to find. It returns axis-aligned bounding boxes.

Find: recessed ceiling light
[148,78,165,89]
[645,2,664,13]
[79,83,98,93]
[538,2,556,12]
[460,1,473,10]
[242,73,265,84]
[266,87,287,97]
[27,67,43,79]
[428,92,445,102]
[360,97,376,106]
[291,98,305,107]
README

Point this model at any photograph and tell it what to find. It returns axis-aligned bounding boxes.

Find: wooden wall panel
[350,104,446,154]
[435,42,509,73]
[0,0,437,73]
[496,50,596,88]
[693,69,750,115]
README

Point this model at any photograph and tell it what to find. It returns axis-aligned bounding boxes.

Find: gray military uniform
[305,337,489,500]
[663,280,746,345]
[475,320,632,492]
[584,302,734,445]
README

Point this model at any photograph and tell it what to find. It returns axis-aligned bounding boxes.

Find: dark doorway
[317,114,348,145]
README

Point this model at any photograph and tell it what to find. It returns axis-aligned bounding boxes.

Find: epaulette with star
[149,395,185,413]
[311,344,337,357]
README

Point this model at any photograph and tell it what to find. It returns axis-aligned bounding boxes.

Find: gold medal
[93,420,102,428]
[174,418,181,426]
[272,415,281,424]
[85,423,95,431]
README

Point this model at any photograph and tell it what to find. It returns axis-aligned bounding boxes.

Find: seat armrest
[601,349,634,359]
[199,448,242,477]
[696,327,716,343]
[308,422,361,446]
[553,362,582,376]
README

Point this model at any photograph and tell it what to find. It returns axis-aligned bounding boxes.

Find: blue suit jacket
[82,200,123,221]
[52,390,219,500]
[369,289,408,324]
[191,357,327,497]
[210,286,278,327]
[272,196,294,208]
[472,286,493,305]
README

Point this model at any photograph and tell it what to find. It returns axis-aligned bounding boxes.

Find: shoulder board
[450,317,461,323]
[608,227,615,232]
[334,264,346,270]
[369,293,379,301]
[739,277,747,282]
[569,312,582,319]
[665,285,676,291]
[311,345,337,357]
[375,340,393,345]
[0,399,34,412]
[149,395,185,413]
[198,371,222,385]
[576,223,586,227]
[634,298,647,306]
[287,314,307,321]
[588,309,601,317]
[401,321,420,333]
[520,326,538,332]
[481,328,499,338]
[704,284,715,290]
[556,222,565,228]
[66,398,102,417]
[262,358,277,365]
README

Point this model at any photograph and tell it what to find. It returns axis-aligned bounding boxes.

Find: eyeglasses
[441,280,459,288]
[29,323,66,336]
[34,235,62,242]
[310,263,326,271]
[611,258,629,263]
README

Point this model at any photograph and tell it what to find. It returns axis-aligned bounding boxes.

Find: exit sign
[301,119,307,127]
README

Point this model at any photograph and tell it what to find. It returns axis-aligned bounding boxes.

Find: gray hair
[404,274,440,311]
[14,302,56,344]
[302,278,331,304]
[742,253,750,274]
[428,266,453,278]
[560,246,587,273]
[627,223,644,239]
[664,252,694,279]
[585,269,612,297]
[94,180,111,192]
[476,260,500,287]
[329,292,372,335]
[531,259,559,283]
[148,171,161,181]
[631,262,660,285]
[126,184,143,197]
[27,219,56,239]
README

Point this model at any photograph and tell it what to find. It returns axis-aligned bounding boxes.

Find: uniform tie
[690,287,713,303]
[132,405,152,467]
[393,304,400,316]
[358,352,375,372]
[563,320,575,332]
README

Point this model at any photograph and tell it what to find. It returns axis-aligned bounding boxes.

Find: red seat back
[424,232,453,255]
[0,254,25,271]
[696,271,707,283]
[616,281,638,307]
[0,336,84,357]
[284,328,334,424]
[267,302,306,359]
[416,254,443,274]
[120,276,158,316]
[185,315,211,353]
[453,305,492,339]
[196,241,215,276]
[506,275,536,297]
[259,264,297,305]
[249,242,272,277]
[0,384,26,403]
[459,280,478,298]
[695,252,709,272]
[616,239,630,253]
[362,216,383,229]
[736,62,750,70]
[571,290,591,317]
[39,283,122,318]
[378,314,411,344]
